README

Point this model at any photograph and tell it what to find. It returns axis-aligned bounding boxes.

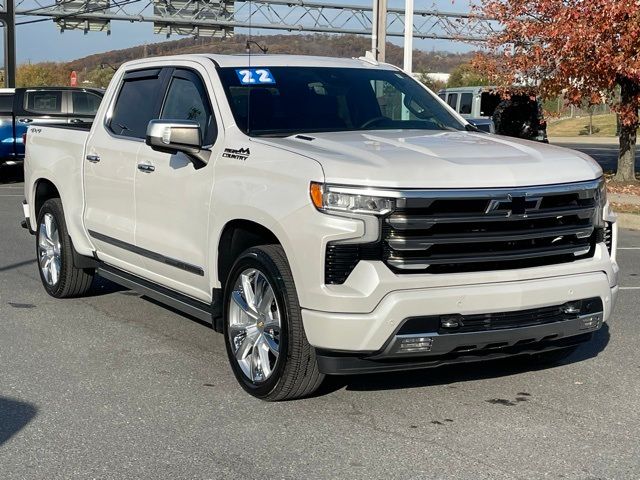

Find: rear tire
[36,198,94,298]
[223,245,324,401]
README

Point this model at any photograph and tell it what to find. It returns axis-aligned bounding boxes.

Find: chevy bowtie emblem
[486,194,543,217]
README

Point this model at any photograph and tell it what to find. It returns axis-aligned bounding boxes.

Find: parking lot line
[620,287,640,290]
[619,247,640,250]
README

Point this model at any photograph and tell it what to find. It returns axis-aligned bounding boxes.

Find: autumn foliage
[475,0,640,182]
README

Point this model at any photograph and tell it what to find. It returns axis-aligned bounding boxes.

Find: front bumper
[316,330,597,375]
[303,271,616,362]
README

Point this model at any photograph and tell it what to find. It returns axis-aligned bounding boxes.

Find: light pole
[403,0,414,73]
[1,0,16,87]
[371,0,387,62]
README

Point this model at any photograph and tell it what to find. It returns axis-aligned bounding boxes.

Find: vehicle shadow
[316,323,611,396]
[0,259,36,273]
[0,165,24,184]
[90,275,127,296]
[91,275,212,328]
[0,397,37,446]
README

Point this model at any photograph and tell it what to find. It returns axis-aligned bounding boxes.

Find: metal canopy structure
[12,0,495,41]
[0,0,496,86]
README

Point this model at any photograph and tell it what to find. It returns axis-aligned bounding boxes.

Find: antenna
[247,0,253,136]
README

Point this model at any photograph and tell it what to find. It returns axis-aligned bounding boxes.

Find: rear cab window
[24,91,63,114]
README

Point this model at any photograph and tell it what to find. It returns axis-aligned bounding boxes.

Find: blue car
[0,87,104,179]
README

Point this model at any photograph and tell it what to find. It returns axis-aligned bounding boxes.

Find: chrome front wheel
[228,268,282,383]
[37,212,62,286]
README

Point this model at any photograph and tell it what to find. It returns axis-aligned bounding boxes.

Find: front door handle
[137,163,155,173]
[86,154,100,163]
[70,118,84,124]
[19,118,33,124]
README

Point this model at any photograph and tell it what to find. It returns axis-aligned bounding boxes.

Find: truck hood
[256,130,602,188]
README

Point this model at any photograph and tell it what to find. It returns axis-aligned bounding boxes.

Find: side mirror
[146,120,208,165]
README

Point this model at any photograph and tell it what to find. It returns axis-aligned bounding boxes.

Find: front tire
[223,245,324,401]
[36,198,95,298]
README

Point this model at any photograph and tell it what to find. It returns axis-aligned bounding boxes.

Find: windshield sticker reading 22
[235,69,276,85]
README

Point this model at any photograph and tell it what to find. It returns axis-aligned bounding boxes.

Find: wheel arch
[34,178,61,218]
[30,175,95,258]
[216,219,282,290]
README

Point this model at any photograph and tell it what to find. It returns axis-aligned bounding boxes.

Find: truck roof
[122,53,398,70]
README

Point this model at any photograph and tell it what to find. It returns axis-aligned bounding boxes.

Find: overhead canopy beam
[15,0,495,42]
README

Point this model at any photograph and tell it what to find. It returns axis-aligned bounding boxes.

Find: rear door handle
[70,118,84,124]
[137,163,155,173]
[86,154,100,163]
[19,118,33,123]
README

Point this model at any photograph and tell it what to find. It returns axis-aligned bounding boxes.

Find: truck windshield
[218,66,466,137]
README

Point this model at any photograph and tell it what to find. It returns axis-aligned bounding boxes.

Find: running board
[97,264,213,324]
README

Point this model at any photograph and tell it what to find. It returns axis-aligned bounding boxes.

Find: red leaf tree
[474,0,640,182]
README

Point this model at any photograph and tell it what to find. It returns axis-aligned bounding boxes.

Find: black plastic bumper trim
[316,317,601,375]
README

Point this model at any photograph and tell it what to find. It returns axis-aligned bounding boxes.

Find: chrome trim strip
[88,230,204,276]
[325,178,602,199]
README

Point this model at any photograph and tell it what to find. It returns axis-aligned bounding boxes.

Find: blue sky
[10,0,476,64]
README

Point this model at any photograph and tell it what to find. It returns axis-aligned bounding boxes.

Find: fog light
[580,314,602,330]
[399,337,433,353]
[562,301,582,315]
[440,315,463,329]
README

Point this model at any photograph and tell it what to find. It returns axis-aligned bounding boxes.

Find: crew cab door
[84,68,169,269]
[133,67,218,300]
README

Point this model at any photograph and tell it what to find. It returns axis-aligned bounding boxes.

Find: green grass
[547,113,618,137]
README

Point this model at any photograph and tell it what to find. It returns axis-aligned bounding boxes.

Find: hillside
[67,34,475,74]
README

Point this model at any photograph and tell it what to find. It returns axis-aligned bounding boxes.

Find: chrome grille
[383,180,601,274]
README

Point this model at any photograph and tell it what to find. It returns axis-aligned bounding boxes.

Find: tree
[16,62,70,87]
[416,73,447,93]
[84,67,116,89]
[447,63,491,88]
[475,0,640,182]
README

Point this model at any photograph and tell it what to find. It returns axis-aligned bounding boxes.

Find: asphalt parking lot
[1,162,640,478]
[554,141,640,173]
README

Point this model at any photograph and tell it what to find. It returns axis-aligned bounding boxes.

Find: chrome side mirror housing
[146,120,207,165]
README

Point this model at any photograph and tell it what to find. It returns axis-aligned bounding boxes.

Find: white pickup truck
[22,54,619,400]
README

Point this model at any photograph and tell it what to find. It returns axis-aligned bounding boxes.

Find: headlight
[310,182,395,216]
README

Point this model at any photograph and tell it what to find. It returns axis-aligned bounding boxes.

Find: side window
[110,69,165,139]
[446,93,458,110]
[72,91,102,116]
[24,91,63,114]
[160,70,216,145]
[438,93,446,101]
[459,93,473,115]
